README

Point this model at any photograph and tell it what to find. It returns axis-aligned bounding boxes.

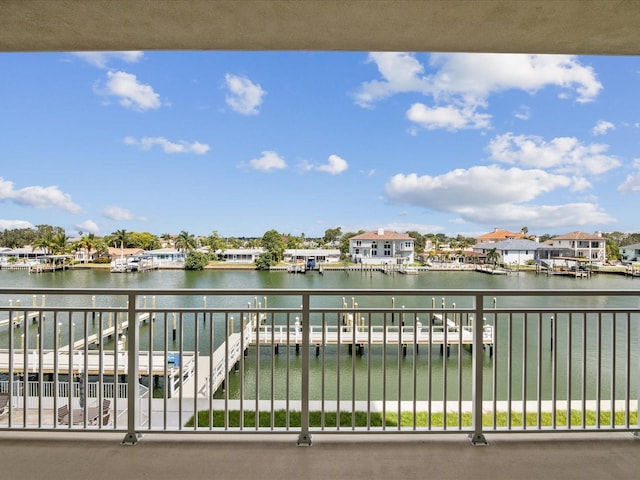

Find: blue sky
[1,51,639,238]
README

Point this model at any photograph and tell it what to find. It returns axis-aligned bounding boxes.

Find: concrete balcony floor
[1,431,639,480]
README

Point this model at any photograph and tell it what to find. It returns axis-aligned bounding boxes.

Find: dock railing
[0,287,638,446]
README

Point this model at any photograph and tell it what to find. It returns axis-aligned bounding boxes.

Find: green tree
[109,229,131,260]
[487,248,500,266]
[206,231,226,258]
[323,227,342,245]
[75,233,96,263]
[286,234,302,249]
[185,251,209,270]
[175,230,197,253]
[129,232,161,250]
[338,231,361,260]
[406,231,425,254]
[261,229,285,264]
[33,231,55,255]
[254,252,273,270]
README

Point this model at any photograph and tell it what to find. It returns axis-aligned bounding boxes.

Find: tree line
[1,225,637,270]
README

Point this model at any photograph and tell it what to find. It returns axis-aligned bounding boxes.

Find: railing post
[469,294,488,446]
[636,304,640,440]
[297,292,312,446]
[122,293,141,445]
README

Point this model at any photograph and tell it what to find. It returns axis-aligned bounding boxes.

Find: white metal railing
[0,287,638,446]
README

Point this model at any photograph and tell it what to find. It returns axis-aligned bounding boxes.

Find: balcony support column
[469,294,488,446]
[122,293,142,445]
[297,293,312,446]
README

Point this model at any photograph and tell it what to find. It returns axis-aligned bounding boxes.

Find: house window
[384,249,391,256]
[356,241,361,246]
[372,250,377,256]
[355,248,360,255]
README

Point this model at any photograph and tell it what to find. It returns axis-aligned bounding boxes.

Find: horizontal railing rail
[0,287,638,445]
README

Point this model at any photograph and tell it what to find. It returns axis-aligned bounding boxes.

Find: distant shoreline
[69,262,632,275]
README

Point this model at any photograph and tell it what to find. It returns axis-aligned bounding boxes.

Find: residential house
[549,231,606,262]
[620,243,640,263]
[145,248,188,266]
[223,248,264,263]
[284,249,341,264]
[349,229,414,265]
[475,228,527,245]
[473,239,541,266]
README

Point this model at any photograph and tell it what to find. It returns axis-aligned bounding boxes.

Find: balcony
[1,286,637,447]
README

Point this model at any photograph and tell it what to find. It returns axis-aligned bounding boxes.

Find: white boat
[110,258,129,273]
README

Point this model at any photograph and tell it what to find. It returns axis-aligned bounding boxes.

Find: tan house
[549,231,606,262]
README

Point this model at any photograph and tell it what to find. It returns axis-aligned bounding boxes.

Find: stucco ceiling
[1,0,640,55]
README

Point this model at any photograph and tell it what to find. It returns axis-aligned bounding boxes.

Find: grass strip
[186,409,638,428]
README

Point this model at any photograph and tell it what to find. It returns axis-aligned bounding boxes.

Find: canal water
[1,268,638,402]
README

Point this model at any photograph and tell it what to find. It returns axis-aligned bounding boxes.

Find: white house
[473,239,541,265]
[223,248,264,263]
[284,248,341,264]
[620,243,640,263]
[349,229,414,265]
[145,248,188,266]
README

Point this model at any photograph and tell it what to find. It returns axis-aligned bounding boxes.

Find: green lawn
[186,409,637,429]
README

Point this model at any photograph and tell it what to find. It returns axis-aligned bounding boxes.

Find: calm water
[1,268,638,402]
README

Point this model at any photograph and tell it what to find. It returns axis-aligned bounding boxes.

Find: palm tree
[51,232,69,255]
[33,231,55,255]
[112,229,130,259]
[487,248,500,267]
[76,233,96,263]
[175,230,197,253]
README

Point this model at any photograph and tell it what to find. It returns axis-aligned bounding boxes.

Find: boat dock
[250,322,494,356]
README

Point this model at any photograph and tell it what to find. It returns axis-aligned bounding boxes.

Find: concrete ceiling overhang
[2,0,640,55]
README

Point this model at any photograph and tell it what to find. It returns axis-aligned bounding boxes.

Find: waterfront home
[223,248,264,263]
[284,248,341,265]
[475,228,527,244]
[549,231,606,262]
[349,229,414,265]
[0,247,48,265]
[620,242,640,263]
[472,239,541,266]
[145,248,188,266]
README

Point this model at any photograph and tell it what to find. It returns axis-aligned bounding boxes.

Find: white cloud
[618,173,640,193]
[316,155,349,175]
[124,136,210,155]
[72,51,143,69]
[75,220,100,234]
[355,52,429,107]
[427,53,602,104]
[407,103,491,131]
[514,105,531,120]
[102,205,135,221]
[617,160,640,193]
[355,52,602,130]
[99,71,161,111]
[225,74,266,115]
[248,151,287,171]
[0,219,33,230]
[384,165,613,228]
[487,133,621,175]
[592,120,615,136]
[386,166,570,209]
[0,177,82,213]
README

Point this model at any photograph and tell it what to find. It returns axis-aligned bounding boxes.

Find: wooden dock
[0,311,40,329]
[58,312,151,352]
